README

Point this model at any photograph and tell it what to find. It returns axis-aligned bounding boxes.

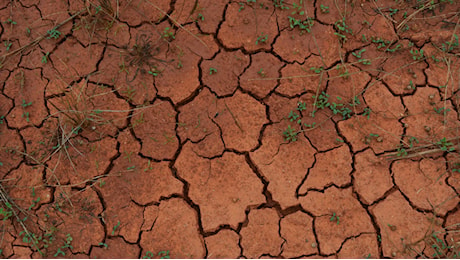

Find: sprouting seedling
[46,28,62,39]
[209,68,217,75]
[162,27,175,41]
[283,125,298,142]
[436,137,455,152]
[41,52,50,64]
[3,18,17,25]
[320,4,329,13]
[257,68,266,77]
[255,33,268,45]
[330,212,340,225]
[112,220,121,235]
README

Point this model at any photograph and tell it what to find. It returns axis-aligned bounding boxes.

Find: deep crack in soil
[0,0,460,258]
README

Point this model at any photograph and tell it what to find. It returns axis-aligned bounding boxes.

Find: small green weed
[46,28,62,39]
[209,67,217,75]
[330,212,340,225]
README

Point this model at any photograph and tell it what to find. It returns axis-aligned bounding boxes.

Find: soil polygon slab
[175,143,265,232]
[140,198,205,258]
[251,124,316,209]
[240,208,283,258]
[299,187,374,255]
[205,229,241,259]
[392,158,459,216]
[280,211,317,258]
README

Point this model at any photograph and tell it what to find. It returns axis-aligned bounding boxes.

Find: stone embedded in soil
[240,52,283,99]
[90,237,140,259]
[392,158,459,216]
[353,149,393,205]
[277,55,327,97]
[240,208,283,258]
[132,100,179,160]
[218,1,277,52]
[140,198,205,258]
[298,144,352,194]
[201,50,250,96]
[213,90,268,152]
[370,190,440,258]
[299,187,374,255]
[205,229,241,259]
[337,234,379,259]
[175,142,265,232]
[251,124,316,209]
[4,68,48,128]
[280,211,317,258]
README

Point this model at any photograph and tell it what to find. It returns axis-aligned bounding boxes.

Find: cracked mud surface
[1,0,460,258]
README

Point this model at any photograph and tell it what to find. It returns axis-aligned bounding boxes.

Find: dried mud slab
[4,68,48,128]
[131,100,178,160]
[218,1,277,52]
[177,87,224,157]
[280,211,317,258]
[370,191,442,258]
[298,145,352,194]
[140,198,205,258]
[251,124,316,209]
[392,158,459,216]
[201,50,250,96]
[213,90,268,152]
[90,237,140,259]
[299,187,375,255]
[175,143,265,232]
[240,208,283,258]
[353,149,393,205]
[277,55,327,97]
[240,52,283,99]
[402,87,459,145]
[36,188,105,256]
[205,229,241,259]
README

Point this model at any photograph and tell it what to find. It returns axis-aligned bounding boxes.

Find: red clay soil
[1,0,460,259]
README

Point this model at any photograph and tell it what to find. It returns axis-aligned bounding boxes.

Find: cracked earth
[1,0,460,258]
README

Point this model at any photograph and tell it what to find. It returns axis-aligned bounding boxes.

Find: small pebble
[311,242,317,248]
